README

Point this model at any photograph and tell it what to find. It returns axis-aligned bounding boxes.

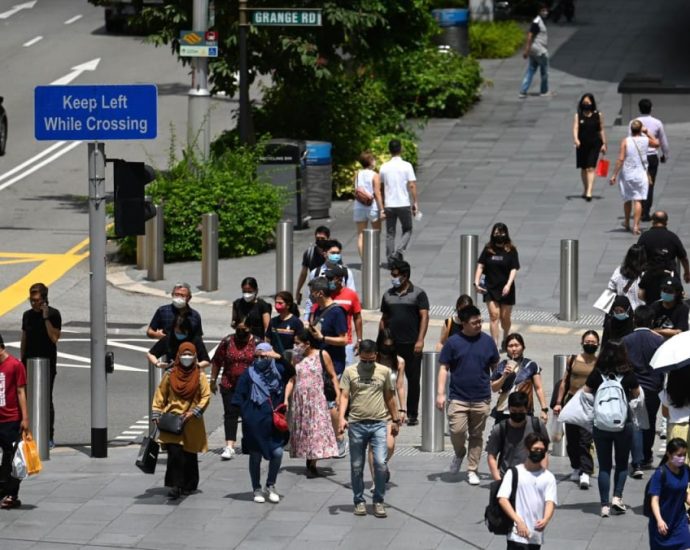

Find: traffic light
[113,160,156,237]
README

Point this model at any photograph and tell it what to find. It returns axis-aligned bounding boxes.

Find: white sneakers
[221,446,236,460]
[467,471,481,486]
[611,497,627,514]
[449,456,463,474]
[254,487,280,504]
[579,472,590,490]
[253,489,265,503]
[601,505,610,518]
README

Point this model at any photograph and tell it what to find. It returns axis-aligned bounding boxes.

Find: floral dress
[289,353,338,459]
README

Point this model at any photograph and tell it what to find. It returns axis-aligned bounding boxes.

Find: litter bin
[304,141,332,219]
[258,139,309,230]
[431,8,469,55]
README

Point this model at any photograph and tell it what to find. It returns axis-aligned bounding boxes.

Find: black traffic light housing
[113,160,156,237]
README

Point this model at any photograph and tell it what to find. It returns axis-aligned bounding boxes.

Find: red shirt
[0,354,27,423]
[331,287,362,344]
[212,336,256,391]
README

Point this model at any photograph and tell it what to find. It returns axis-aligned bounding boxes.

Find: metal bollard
[27,358,50,460]
[362,228,380,310]
[421,352,445,452]
[459,234,478,302]
[136,195,151,270]
[201,213,219,291]
[148,361,163,421]
[146,204,164,281]
[552,354,569,457]
[559,239,578,321]
[275,221,293,295]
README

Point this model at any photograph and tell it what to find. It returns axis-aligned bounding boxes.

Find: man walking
[380,261,429,426]
[437,305,499,485]
[339,340,402,518]
[379,139,418,267]
[519,3,550,98]
[20,283,60,448]
[147,282,203,340]
[0,333,29,509]
[630,99,670,221]
[325,265,363,367]
[295,225,330,304]
[637,211,690,281]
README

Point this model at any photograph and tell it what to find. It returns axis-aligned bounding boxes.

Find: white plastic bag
[548,416,564,443]
[559,388,594,432]
[11,442,27,481]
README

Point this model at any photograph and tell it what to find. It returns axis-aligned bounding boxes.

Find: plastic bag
[549,416,564,443]
[21,432,42,476]
[559,388,594,432]
[11,442,27,480]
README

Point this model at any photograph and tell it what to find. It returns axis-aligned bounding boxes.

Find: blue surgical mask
[391,277,402,288]
[327,281,337,290]
[328,253,341,263]
[661,291,675,303]
[613,312,629,321]
[174,331,187,340]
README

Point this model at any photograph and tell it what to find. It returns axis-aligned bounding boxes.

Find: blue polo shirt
[440,332,499,402]
[622,328,664,392]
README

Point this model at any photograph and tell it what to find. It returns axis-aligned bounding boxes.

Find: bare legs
[622,200,642,234]
[487,301,513,349]
[583,168,595,199]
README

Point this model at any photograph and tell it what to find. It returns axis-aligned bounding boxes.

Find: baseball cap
[660,277,682,292]
[325,264,346,279]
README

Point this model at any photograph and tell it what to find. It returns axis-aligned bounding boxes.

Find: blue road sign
[34,84,158,141]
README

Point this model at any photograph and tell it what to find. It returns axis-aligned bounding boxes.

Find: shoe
[167,487,181,500]
[585,196,592,202]
[630,465,644,479]
[306,459,319,478]
[579,472,590,490]
[569,469,580,482]
[353,502,367,516]
[449,455,463,474]
[48,440,55,450]
[642,460,655,470]
[221,446,235,460]
[0,496,21,509]
[373,502,387,518]
[266,485,280,503]
[518,92,527,99]
[407,417,419,426]
[540,91,555,97]
[467,471,481,486]
[337,438,349,458]
[253,489,266,503]
[611,497,627,514]
[601,505,610,518]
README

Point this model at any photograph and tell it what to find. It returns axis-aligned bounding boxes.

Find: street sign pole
[188,0,211,160]
[88,142,107,458]
[238,0,251,145]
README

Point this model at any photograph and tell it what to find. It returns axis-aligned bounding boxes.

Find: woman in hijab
[601,295,634,347]
[151,342,211,500]
[232,342,288,504]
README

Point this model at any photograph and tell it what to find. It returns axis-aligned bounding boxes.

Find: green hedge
[470,21,524,59]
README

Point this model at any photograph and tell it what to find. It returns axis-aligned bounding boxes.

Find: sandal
[632,227,641,236]
[0,496,21,509]
[620,222,630,232]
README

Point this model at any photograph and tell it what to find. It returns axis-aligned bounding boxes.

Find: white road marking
[50,57,100,86]
[115,435,137,440]
[0,141,82,192]
[23,35,42,47]
[0,141,68,183]
[0,1,37,20]
[106,340,150,353]
[64,14,82,25]
[121,430,143,435]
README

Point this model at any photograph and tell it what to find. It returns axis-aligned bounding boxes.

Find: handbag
[595,158,610,178]
[558,388,595,432]
[593,288,616,313]
[269,398,289,432]
[21,431,42,476]
[158,412,185,435]
[135,428,160,474]
[354,186,374,206]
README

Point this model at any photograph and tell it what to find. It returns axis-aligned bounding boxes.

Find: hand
[354,341,360,355]
[475,283,487,294]
[283,401,289,412]
[295,292,302,305]
[391,422,400,436]
[412,203,418,215]
[398,411,407,424]
[684,272,690,284]
[574,139,580,148]
[309,325,323,341]
[210,380,218,394]
[153,329,166,340]
[20,418,29,433]
[522,51,528,59]
[600,144,607,154]
[657,519,669,536]
[156,361,169,369]
[552,404,561,416]
[379,211,386,220]
[609,176,616,185]
[515,518,530,538]
[534,517,549,531]
[436,394,446,411]
[661,155,667,163]
[182,411,194,423]
[41,303,49,318]
[414,340,424,354]
[338,419,348,434]
[502,284,511,297]
[540,410,548,423]
[503,364,515,375]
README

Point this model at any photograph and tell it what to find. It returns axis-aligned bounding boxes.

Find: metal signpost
[35,84,158,458]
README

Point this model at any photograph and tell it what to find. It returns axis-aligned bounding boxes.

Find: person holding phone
[20,283,61,449]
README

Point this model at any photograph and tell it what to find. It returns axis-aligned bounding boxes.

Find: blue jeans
[592,424,633,505]
[349,421,387,504]
[520,54,549,94]
[249,447,283,490]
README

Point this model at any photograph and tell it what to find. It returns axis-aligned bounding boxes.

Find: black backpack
[643,464,690,518]
[485,466,519,534]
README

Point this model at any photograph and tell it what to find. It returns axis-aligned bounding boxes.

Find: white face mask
[172,297,187,309]
[243,292,256,302]
[180,355,195,367]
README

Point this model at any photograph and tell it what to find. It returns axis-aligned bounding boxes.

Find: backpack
[593,374,628,432]
[643,465,690,518]
[485,466,519,534]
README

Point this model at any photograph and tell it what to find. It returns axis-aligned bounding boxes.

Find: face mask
[359,360,375,369]
[661,291,675,303]
[528,449,546,463]
[243,292,256,302]
[391,277,402,288]
[327,281,337,291]
[275,303,287,313]
[292,344,306,359]
[235,329,249,340]
[172,297,186,309]
[671,455,686,467]
[583,343,598,355]
[174,331,187,341]
[613,312,629,321]
[582,104,593,111]
[493,235,506,245]
[179,355,195,367]
[510,412,526,423]
[328,253,341,263]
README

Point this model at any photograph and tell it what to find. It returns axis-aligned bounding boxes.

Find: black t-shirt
[22,307,62,363]
[268,315,304,353]
[637,227,687,271]
[478,247,520,292]
[302,244,326,271]
[586,368,639,401]
[380,283,430,344]
[651,300,690,332]
[232,298,272,340]
[639,268,671,304]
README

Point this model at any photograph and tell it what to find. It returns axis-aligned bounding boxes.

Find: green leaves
[469,21,524,59]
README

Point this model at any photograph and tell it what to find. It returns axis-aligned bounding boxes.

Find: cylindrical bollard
[552,354,569,457]
[201,213,219,291]
[559,239,578,321]
[136,195,151,270]
[148,361,163,421]
[362,228,380,310]
[146,204,164,282]
[27,358,50,460]
[421,352,445,452]
[275,221,293,295]
[459,234,478,303]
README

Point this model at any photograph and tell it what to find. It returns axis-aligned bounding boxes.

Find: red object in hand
[596,158,610,178]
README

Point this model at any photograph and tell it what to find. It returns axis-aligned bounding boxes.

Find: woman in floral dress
[284,329,339,477]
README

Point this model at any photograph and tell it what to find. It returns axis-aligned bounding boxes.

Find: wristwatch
[541,407,549,413]
[393,418,402,425]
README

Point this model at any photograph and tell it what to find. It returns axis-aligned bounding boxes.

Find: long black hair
[485,222,515,253]
[659,437,688,467]
[577,93,598,116]
[667,366,690,409]
[620,244,647,281]
[595,340,632,375]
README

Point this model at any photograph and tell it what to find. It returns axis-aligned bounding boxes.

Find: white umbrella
[650,331,690,372]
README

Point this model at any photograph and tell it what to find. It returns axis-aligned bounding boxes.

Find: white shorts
[353,207,379,223]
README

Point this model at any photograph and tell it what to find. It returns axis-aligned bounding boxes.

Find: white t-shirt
[659,389,690,424]
[379,156,416,208]
[497,464,558,545]
[354,169,379,213]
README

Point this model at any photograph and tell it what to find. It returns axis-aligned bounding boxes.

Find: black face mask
[583,344,598,355]
[582,104,593,111]
[493,235,507,245]
[510,412,526,423]
[528,449,546,463]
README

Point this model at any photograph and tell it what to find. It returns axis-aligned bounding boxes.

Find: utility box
[304,141,332,219]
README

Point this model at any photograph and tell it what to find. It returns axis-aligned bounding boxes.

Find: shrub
[470,21,524,59]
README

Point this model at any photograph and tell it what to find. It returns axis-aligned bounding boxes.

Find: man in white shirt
[379,139,418,267]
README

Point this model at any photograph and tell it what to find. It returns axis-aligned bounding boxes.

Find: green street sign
[251,9,322,27]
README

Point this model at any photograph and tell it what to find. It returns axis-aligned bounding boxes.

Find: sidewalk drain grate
[428,305,602,326]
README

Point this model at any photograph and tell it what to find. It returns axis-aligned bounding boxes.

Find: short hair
[308,276,330,296]
[323,239,342,252]
[240,277,258,290]
[508,392,529,409]
[391,260,410,278]
[630,119,643,135]
[388,139,402,155]
[172,282,191,295]
[315,226,330,238]
[359,339,377,355]
[652,211,668,225]
[359,151,375,169]
[29,283,48,298]
[525,431,549,450]
[459,305,481,323]
[639,98,652,115]
[633,304,655,328]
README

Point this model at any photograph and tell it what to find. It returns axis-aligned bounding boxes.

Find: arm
[147,326,165,339]
[17,385,29,433]
[353,312,363,345]
[415,309,429,354]
[651,495,668,536]
[503,268,518,296]
[522,31,534,58]
[474,262,486,294]
[396,356,407,423]
[630,384,641,399]
[436,364,449,410]
[552,373,569,415]
[284,376,296,407]
[384,389,401,436]
[437,320,450,351]
[681,257,690,284]
[609,139,626,184]
[338,388,350,434]
[654,327,682,339]
[262,312,271,342]
[20,331,26,363]
[373,173,385,217]
[599,112,607,153]
[321,351,341,405]
[644,128,660,148]
[379,312,388,334]
[534,500,556,531]
[572,113,580,147]
[408,180,418,214]
[295,266,308,304]
[659,122,670,159]
[44,321,61,344]
[498,497,529,538]
[533,373,549,421]
[487,453,501,481]
[186,375,211,421]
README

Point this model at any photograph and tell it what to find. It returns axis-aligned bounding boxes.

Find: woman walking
[475,223,520,349]
[553,330,599,490]
[647,438,690,550]
[609,120,660,235]
[583,340,640,517]
[210,320,256,460]
[573,93,607,201]
[268,291,303,376]
[232,351,289,503]
[353,151,384,258]
[284,329,339,478]
[151,342,211,500]
[231,277,272,341]
[606,243,647,311]
[601,295,634,348]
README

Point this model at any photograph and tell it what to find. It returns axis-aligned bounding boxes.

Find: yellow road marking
[0,259,42,266]
[0,236,90,318]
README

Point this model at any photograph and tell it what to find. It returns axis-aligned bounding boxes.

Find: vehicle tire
[0,116,7,156]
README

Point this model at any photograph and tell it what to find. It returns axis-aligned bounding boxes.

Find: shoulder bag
[158,399,193,435]
[631,137,652,185]
[354,171,374,206]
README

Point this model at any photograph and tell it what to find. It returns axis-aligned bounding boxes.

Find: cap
[325,264,346,278]
[661,277,683,292]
